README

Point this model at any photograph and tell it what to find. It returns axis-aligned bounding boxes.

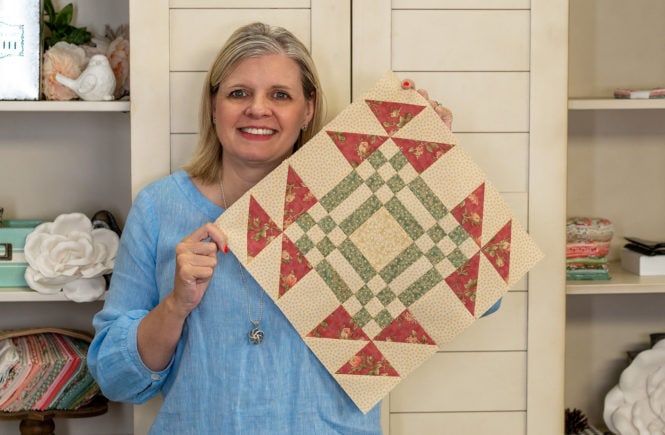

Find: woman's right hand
[172,222,228,316]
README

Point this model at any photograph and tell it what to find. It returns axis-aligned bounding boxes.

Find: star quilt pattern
[215,72,543,413]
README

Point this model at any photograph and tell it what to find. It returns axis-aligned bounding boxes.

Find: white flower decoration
[604,339,665,435]
[24,212,119,302]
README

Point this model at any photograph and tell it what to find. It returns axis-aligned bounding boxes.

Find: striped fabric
[0,331,99,412]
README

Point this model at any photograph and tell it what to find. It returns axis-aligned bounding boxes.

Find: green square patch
[295,234,315,254]
[367,149,387,169]
[296,212,317,232]
[355,286,374,306]
[374,309,393,329]
[365,172,385,192]
[352,308,372,328]
[318,215,337,234]
[316,236,336,257]
[386,174,406,194]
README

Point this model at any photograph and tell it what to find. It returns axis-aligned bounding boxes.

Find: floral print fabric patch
[215,72,543,413]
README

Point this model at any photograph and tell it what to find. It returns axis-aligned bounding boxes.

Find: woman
[88,22,453,434]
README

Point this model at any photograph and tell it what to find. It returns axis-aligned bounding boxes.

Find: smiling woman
[86,21,453,435]
[211,53,314,199]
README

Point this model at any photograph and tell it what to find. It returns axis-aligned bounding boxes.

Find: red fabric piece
[482,220,512,282]
[336,342,399,377]
[451,183,485,246]
[392,137,454,173]
[374,309,436,345]
[307,305,370,340]
[445,253,481,315]
[365,100,425,136]
[278,234,312,297]
[283,165,318,229]
[326,131,389,167]
[247,195,282,260]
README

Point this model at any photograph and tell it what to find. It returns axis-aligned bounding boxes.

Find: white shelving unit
[0,1,132,433]
[0,101,130,112]
[565,0,665,428]
[567,262,665,295]
[568,98,665,111]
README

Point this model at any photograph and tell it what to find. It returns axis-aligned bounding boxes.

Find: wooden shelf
[568,98,665,110]
[0,288,106,302]
[566,262,665,295]
[0,100,130,112]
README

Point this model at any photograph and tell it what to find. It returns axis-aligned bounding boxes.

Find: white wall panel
[170,0,308,7]
[392,10,530,72]
[441,291,527,352]
[170,72,205,133]
[390,351,526,412]
[456,133,529,193]
[392,0,529,9]
[390,411,526,435]
[171,134,198,172]
[403,72,530,133]
[170,9,311,71]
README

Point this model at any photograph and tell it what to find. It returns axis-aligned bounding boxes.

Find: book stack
[566,217,613,281]
[621,237,665,276]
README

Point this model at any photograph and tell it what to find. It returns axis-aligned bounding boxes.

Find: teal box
[0,220,43,287]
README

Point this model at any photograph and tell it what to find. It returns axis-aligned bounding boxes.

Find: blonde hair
[185,22,325,183]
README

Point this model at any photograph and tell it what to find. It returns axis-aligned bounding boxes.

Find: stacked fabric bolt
[0,332,100,412]
[566,217,614,280]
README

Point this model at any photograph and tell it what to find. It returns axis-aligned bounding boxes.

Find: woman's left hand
[401,79,453,130]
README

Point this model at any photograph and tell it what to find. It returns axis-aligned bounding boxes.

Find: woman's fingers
[401,79,454,130]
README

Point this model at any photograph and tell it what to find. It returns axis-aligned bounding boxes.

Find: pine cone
[565,408,589,434]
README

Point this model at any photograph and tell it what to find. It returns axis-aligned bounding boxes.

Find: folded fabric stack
[0,331,100,412]
[566,217,613,281]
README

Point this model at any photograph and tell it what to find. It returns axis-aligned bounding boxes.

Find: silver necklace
[219,175,265,345]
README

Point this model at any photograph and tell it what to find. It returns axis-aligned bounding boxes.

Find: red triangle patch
[445,253,481,315]
[307,305,370,340]
[451,183,485,246]
[247,195,281,260]
[327,131,389,167]
[392,137,454,173]
[374,309,436,345]
[283,165,318,229]
[336,342,399,377]
[366,100,426,136]
[482,220,512,282]
[278,234,312,297]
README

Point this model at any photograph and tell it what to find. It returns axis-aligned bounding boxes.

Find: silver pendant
[248,323,264,345]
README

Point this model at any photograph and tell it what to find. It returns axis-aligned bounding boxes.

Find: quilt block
[215,72,543,413]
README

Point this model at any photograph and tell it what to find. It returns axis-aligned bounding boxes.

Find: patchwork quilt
[215,71,543,413]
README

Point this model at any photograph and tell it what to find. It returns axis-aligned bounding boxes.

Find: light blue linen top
[88,170,381,434]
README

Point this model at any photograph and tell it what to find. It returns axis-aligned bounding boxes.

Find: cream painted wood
[441,291,527,352]
[390,412,526,435]
[456,133,529,193]
[393,0,529,8]
[170,72,205,133]
[171,134,198,172]
[392,10,530,72]
[170,9,311,71]
[526,1,568,434]
[130,1,170,198]
[390,352,527,412]
[403,72,530,133]
[170,0,308,6]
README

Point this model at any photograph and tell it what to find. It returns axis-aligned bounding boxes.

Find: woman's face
[212,53,314,171]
